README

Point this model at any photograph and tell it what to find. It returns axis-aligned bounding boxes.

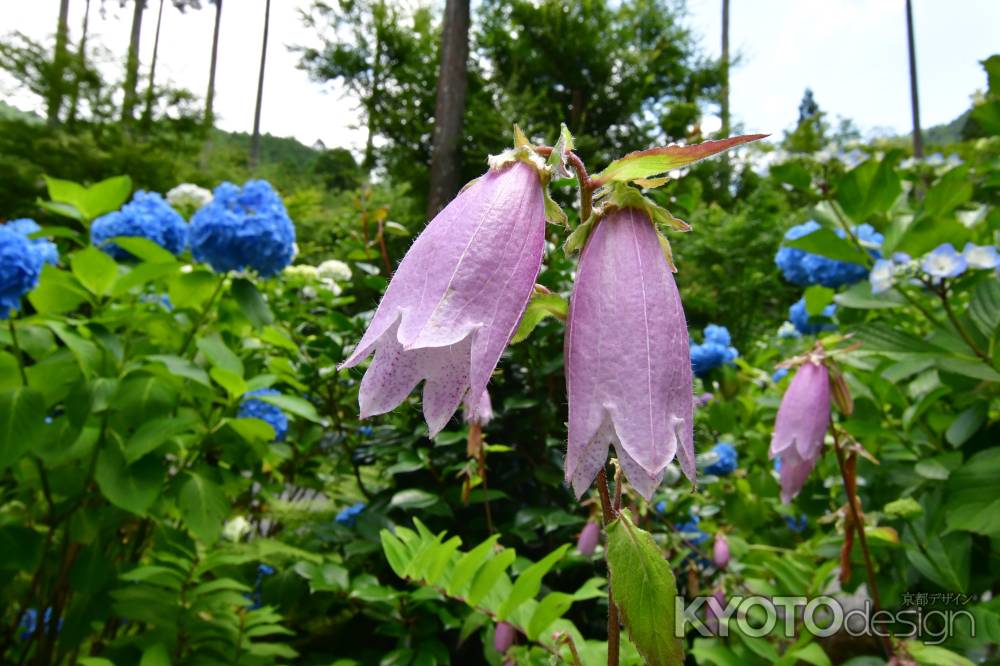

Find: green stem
[8,318,28,385]
[596,467,620,666]
[178,276,227,355]
[936,285,990,363]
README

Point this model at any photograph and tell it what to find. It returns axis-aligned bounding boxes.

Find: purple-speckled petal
[565,207,694,500]
[343,161,545,435]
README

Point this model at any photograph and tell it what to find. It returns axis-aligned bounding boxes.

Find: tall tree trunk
[47,0,71,126]
[362,16,384,171]
[204,0,223,129]
[425,0,471,218]
[905,0,923,158]
[141,0,165,130]
[720,0,730,136]
[121,0,146,123]
[68,0,91,127]
[249,0,271,170]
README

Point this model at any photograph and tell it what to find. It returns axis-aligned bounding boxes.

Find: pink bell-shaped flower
[340,161,545,435]
[564,207,695,500]
[769,359,831,502]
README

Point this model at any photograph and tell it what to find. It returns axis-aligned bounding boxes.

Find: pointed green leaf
[178,471,229,546]
[497,544,569,620]
[94,445,164,515]
[255,393,321,423]
[447,534,501,596]
[606,509,684,666]
[231,277,275,328]
[592,134,767,186]
[527,592,574,641]
[467,547,516,606]
[511,293,567,344]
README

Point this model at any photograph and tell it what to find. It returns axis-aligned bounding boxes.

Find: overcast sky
[2,1,998,152]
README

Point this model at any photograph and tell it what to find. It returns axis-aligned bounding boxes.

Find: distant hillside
[924,109,971,146]
[208,128,320,175]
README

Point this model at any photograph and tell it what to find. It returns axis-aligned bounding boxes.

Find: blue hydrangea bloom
[772,367,789,382]
[238,389,288,442]
[654,500,666,514]
[7,219,59,266]
[690,324,739,377]
[675,515,709,544]
[704,442,738,476]
[18,608,61,640]
[91,191,188,260]
[775,221,883,287]
[358,425,374,438]
[789,298,836,335]
[335,502,367,526]
[785,515,808,533]
[257,564,276,577]
[0,228,43,319]
[190,180,296,277]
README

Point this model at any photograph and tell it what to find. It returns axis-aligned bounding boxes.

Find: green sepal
[546,123,576,179]
[512,291,568,344]
[657,232,677,273]
[563,214,598,256]
[543,188,567,227]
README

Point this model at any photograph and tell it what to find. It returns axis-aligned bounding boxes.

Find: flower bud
[712,532,729,569]
[493,621,515,653]
[577,521,600,556]
[769,360,831,503]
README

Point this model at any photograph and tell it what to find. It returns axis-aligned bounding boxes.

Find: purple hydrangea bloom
[564,207,695,500]
[770,360,830,503]
[340,161,546,436]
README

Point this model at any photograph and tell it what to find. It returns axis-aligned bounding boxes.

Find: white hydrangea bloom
[285,264,319,279]
[317,259,352,282]
[166,183,213,210]
[222,516,251,542]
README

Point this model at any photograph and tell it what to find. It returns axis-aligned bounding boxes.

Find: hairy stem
[831,427,893,659]
[596,467,620,666]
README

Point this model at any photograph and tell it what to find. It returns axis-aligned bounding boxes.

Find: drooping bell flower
[340,160,546,435]
[712,532,729,569]
[577,521,601,556]
[565,207,695,500]
[769,359,830,502]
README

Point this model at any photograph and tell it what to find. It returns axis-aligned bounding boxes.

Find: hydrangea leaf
[71,246,119,297]
[592,134,767,186]
[835,157,901,222]
[783,227,869,265]
[0,388,45,472]
[803,285,835,316]
[606,509,684,666]
[178,471,229,546]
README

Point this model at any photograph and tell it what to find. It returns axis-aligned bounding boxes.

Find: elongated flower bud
[769,360,830,502]
[493,621,515,653]
[577,521,601,556]
[713,532,729,569]
[340,161,545,435]
[565,207,695,500]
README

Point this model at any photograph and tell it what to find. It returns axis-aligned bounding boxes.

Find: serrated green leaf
[71,246,119,296]
[606,509,684,666]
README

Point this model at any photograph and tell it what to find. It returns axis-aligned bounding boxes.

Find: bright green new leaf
[835,157,901,221]
[592,134,767,186]
[28,264,90,314]
[256,392,321,423]
[606,509,684,666]
[447,534,501,596]
[512,293,567,344]
[71,246,119,296]
[803,285,835,316]
[466,547,516,606]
